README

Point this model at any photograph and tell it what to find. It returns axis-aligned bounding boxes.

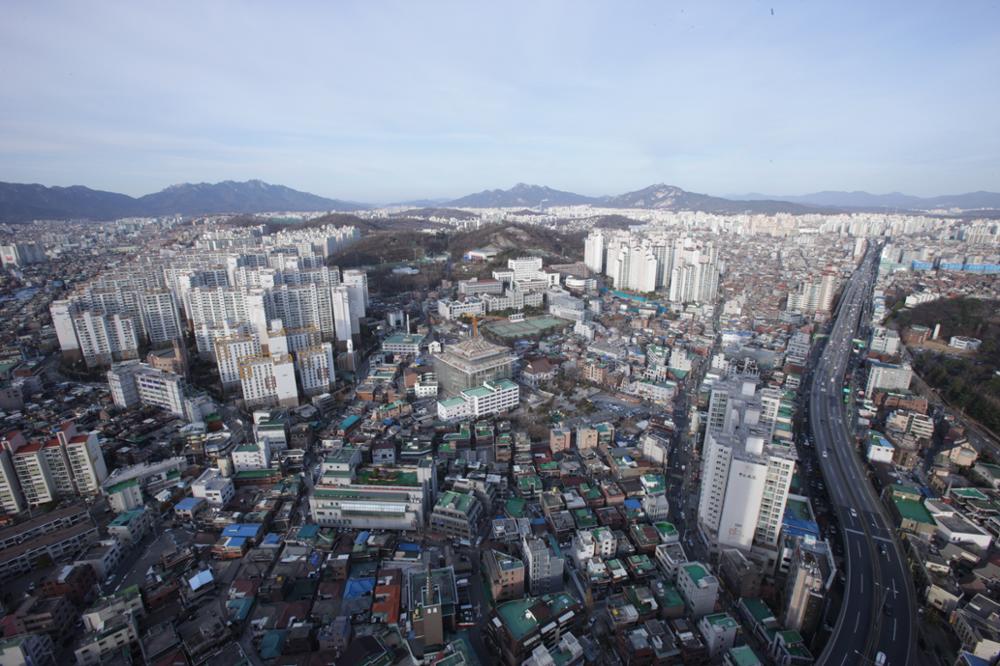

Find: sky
[1,1,998,203]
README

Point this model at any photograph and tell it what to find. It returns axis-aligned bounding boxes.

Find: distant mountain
[605,184,821,214]
[0,182,140,222]
[448,183,600,208]
[737,190,1000,210]
[136,180,365,216]
[0,179,366,222]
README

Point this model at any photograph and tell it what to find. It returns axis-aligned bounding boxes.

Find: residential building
[429,490,483,540]
[677,562,719,618]
[191,467,235,506]
[108,361,186,416]
[522,536,564,595]
[783,537,835,636]
[483,550,525,602]
[239,353,298,408]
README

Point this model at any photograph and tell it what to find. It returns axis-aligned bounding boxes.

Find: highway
[811,247,916,666]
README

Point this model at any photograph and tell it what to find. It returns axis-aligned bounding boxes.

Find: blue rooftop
[344,577,376,599]
[222,523,263,539]
[175,497,204,511]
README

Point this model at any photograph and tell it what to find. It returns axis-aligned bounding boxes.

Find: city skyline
[2,1,999,201]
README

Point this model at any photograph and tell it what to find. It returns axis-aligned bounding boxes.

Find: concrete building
[782,537,835,636]
[483,550,525,602]
[429,490,483,539]
[309,453,435,531]
[191,467,235,506]
[699,612,740,658]
[677,562,719,618]
[432,333,515,396]
[522,536,564,595]
[0,633,56,666]
[108,361,186,416]
[865,361,913,398]
[294,343,335,395]
[239,353,298,408]
[698,374,794,553]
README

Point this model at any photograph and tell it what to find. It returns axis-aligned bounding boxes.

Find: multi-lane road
[811,248,916,666]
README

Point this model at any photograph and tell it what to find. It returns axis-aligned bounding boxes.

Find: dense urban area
[0,200,998,666]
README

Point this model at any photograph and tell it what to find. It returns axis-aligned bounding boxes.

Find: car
[875,650,888,665]
[883,603,893,617]
[822,450,828,458]
[850,508,858,518]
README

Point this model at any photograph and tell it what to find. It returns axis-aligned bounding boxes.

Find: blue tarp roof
[262,533,282,546]
[624,498,641,509]
[344,577,376,599]
[397,542,420,553]
[355,530,370,545]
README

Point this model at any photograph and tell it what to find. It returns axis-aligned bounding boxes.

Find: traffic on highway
[811,247,915,666]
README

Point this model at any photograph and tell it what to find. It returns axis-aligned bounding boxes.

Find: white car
[822,450,828,458]
[850,508,858,518]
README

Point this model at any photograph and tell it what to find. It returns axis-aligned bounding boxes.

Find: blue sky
[1,1,998,202]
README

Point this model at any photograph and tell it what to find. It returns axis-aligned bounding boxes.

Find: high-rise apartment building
[698,373,795,553]
[107,361,187,417]
[139,289,183,346]
[584,231,605,274]
[294,343,335,396]
[239,353,298,408]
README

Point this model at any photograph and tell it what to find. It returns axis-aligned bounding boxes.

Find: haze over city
[2,1,999,201]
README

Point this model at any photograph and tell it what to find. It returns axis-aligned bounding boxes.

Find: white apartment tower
[698,373,795,553]
[584,231,605,274]
[295,343,335,395]
[139,289,183,346]
[239,353,298,408]
[215,333,262,389]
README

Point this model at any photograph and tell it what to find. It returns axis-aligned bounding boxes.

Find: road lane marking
[893,618,897,641]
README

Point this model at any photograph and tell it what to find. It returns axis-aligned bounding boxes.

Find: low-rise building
[429,490,483,540]
[677,562,719,618]
[483,549,525,602]
[191,467,234,506]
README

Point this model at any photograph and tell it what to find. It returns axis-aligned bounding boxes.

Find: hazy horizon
[2,1,998,201]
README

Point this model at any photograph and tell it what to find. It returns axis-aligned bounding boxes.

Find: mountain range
[735,190,1000,210]
[446,183,600,208]
[2,179,998,222]
[0,179,363,222]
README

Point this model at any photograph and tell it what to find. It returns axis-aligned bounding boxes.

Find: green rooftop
[109,508,146,526]
[727,645,763,666]
[892,496,936,525]
[504,497,526,518]
[435,490,477,514]
[951,487,989,501]
[740,597,776,625]
[105,477,140,494]
[495,593,576,640]
[654,522,678,538]
[312,488,409,502]
[704,612,738,630]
